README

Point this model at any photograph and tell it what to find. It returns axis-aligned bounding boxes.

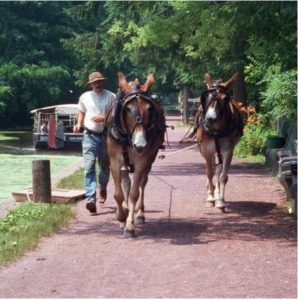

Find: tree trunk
[233,67,247,105]
[178,87,189,124]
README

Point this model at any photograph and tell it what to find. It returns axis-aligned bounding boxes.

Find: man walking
[74,71,115,213]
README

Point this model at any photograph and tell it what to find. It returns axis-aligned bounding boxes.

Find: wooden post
[32,160,52,203]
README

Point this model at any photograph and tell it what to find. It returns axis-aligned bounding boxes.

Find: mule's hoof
[116,212,126,223]
[216,206,225,213]
[135,216,145,225]
[123,228,136,238]
[116,208,129,223]
[207,195,215,202]
[119,222,125,230]
[215,199,225,208]
[205,201,215,208]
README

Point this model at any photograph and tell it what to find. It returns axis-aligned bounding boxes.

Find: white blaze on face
[206,107,217,121]
[133,128,147,149]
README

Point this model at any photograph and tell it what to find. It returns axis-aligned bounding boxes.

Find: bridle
[121,91,157,140]
[199,85,235,138]
[108,87,164,173]
[198,85,237,166]
[200,86,230,122]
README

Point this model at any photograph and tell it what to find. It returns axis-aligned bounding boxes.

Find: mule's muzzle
[204,117,215,128]
[133,144,145,153]
[132,128,147,153]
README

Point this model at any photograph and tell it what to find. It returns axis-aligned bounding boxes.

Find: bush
[235,114,275,156]
[261,65,297,122]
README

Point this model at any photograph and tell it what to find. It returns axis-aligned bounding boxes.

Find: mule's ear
[221,72,239,89]
[140,74,154,92]
[118,72,130,93]
[204,73,213,89]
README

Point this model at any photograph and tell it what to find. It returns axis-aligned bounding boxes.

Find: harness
[107,88,165,173]
[197,86,243,165]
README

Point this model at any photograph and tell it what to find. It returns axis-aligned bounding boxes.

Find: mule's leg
[215,151,233,211]
[121,169,130,211]
[204,154,216,207]
[135,168,150,225]
[214,163,222,201]
[124,172,142,238]
[111,164,129,224]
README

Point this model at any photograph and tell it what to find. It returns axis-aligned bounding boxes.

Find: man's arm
[91,115,105,123]
[73,111,85,133]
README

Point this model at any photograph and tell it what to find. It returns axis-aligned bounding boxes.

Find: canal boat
[31,104,83,149]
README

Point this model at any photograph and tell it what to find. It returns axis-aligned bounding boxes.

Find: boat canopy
[30,104,79,115]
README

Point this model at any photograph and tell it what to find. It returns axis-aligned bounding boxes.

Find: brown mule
[196,72,245,212]
[106,72,166,237]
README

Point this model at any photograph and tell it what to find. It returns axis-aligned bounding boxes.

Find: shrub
[261,65,297,122]
[235,114,275,156]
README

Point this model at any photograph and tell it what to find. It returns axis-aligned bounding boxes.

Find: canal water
[0,131,81,155]
[0,131,83,201]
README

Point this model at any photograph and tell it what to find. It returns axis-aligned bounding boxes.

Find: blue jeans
[82,132,110,201]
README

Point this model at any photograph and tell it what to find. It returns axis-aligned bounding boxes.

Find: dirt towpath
[0,116,296,298]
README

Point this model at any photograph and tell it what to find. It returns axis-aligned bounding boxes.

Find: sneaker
[86,199,97,213]
[98,189,107,204]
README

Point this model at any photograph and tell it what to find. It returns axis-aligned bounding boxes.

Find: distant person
[55,121,65,149]
[73,71,115,214]
[40,121,48,134]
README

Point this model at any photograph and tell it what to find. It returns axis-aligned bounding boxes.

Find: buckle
[85,128,102,136]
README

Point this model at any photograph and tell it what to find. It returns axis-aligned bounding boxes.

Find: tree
[0,1,81,127]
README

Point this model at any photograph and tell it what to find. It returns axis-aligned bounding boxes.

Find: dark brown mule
[196,73,245,212]
[106,72,166,237]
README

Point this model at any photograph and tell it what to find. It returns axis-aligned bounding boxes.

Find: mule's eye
[222,96,229,102]
[125,106,132,112]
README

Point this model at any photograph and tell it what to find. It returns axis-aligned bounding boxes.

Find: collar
[92,89,104,96]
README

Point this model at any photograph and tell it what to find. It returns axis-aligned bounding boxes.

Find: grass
[0,155,82,266]
[0,135,18,141]
[57,167,84,189]
[234,153,265,164]
[0,202,75,266]
[0,131,30,140]
[234,143,266,164]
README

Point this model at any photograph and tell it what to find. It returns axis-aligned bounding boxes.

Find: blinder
[121,91,154,137]
[200,86,231,117]
[109,89,160,146]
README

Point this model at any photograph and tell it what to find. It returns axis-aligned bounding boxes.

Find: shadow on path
[64,200,296,247]
[153,161,270,178]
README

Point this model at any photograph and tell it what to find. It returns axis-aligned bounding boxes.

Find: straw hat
[87,71,106,84]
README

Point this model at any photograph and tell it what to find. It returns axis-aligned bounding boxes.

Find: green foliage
[0,85,14,118]
[241,2,297,108]
[0,1,81,128]
[235,115,275,156]
[0,62,73,127]
[0,202,74,266]
[261,66,297,122]
[0,1,296,128]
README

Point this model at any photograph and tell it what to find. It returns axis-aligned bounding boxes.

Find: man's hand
[73,124,82,133]
[91,114,105,123]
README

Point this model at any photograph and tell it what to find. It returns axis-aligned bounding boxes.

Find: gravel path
[0,116,296,298]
